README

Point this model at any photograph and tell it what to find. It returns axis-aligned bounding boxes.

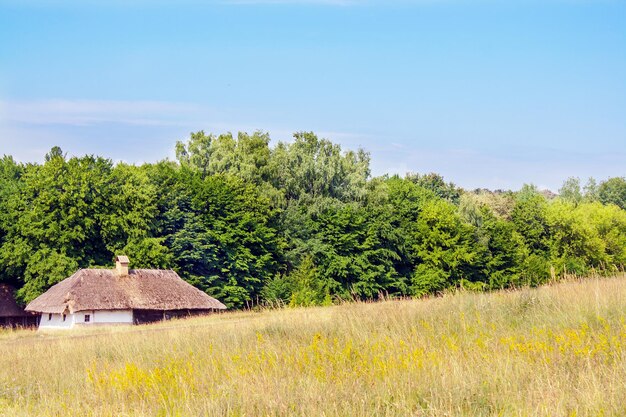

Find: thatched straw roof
[25,269,227,314]
[0,284,31,318]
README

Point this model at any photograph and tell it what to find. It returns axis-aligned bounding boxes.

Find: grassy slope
[2,275,626,416]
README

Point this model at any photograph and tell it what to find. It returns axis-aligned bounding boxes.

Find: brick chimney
[115,255,130,276]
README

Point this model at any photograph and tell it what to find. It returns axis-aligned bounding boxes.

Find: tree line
[1,132,626,308]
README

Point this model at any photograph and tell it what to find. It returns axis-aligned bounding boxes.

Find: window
[84,314,90,323]
[48,313,52,321]
[62,314,66,322]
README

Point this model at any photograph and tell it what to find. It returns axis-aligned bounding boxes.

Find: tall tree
[269,132,370,202]
[409,199,480,295]
[176,131,214,178]
[406,172,461,205]
[511,185,549,255]
[599,177,626,210]
[166,171,283,308]
[583,177,599,202]
[1,152,114,301]
[559,177,583,205]
[0,156,25,286]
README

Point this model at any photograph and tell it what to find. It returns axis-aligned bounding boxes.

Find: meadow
[2,275,626,416]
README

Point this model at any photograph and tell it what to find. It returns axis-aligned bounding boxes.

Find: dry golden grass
[3,275,626,416]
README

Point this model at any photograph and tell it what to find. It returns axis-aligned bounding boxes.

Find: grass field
[3,275,626,416]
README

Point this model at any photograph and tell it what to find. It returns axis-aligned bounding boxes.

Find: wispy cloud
[0,98,367,166]
[2,98,621,192]
[0,98,218,163]
[0,99,213,128]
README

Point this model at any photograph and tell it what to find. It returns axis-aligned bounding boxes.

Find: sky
[0,0,625,191]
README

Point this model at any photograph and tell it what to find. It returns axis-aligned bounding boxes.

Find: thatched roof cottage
[26,256,226,329]
[0,284,39,328]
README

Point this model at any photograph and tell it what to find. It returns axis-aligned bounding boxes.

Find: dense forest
[1,132,626,308]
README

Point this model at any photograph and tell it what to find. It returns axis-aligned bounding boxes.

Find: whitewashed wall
[38,313,74,329]
[38,309,133,329]
[91,310,133,324]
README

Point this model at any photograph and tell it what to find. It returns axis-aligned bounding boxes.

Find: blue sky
[0,0,624,191]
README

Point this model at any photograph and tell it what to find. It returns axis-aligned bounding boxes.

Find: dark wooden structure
[133,309,211,325]
[0,284,39,328]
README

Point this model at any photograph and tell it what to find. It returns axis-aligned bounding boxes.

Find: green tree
[599,177,626,210]
[288,256,330,307]
[382,176,440,283]
[480,212,526,289]
[44,146,65,162]
[176,130,273,185]
[559,177,582,205]
[410,199,480,296]
[269,132,370,202]
[459,193,526,289]
[583,177,599,202]
[175,131,213,178]
[510,185,551,283]
[545,200,606,276]
[99,163,160,254]
[0,150,161,302]
[280,196,403,301]
[406,172,461,204]
[575,202,626,271]
[511,185,549,255]
[0,156,25,286]
[17,249,79,303]
[166,172,282,308]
